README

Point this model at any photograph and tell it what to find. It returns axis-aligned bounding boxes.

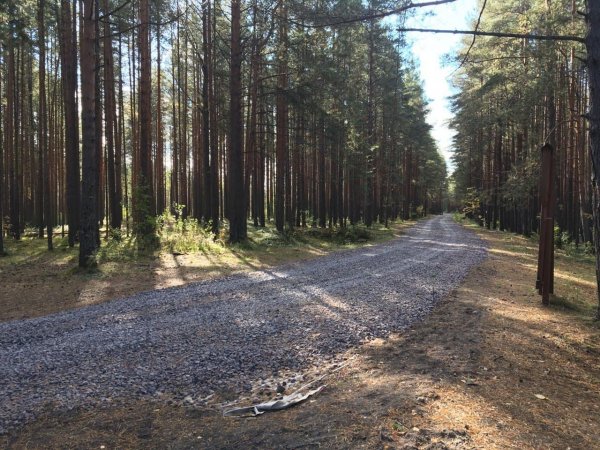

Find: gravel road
[0,214,486,434]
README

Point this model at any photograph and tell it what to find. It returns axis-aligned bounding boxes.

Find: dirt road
[0,214,486,434]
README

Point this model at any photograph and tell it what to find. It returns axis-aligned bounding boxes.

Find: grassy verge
[453,213,599,320]
[0,218,415,322]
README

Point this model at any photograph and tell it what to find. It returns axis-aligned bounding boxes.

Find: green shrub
[584,241,595,256]
[132,185,159,251]
[461,188,481,220]
[554,227,570,250]
[159,213,217,254]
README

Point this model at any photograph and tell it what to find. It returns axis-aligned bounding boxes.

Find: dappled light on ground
[0,221,413,322]
[1,220,598,449]
[1,216,483,439]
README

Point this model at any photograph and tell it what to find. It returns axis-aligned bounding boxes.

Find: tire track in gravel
[0,214,486,433]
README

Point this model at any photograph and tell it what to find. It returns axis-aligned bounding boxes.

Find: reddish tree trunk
[228,0,246,242]
[79,0,98,267]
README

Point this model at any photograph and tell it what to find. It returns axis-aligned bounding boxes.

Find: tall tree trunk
[192,61,202,220]
[171,31,179,212]
[128,27,138,224]
[38,0,52,249]
[0,49,4,255]
[257,65,266,227]
[365,16,375,227]
[275,1,288,232]
[103,0,118,231]
[117,33,125,233]
[585,0,600,319]
[59,0,80,247]
[201,0,211,223]
[228,0,246,242]
[209,0,219,234]
[135,0,156,246]
[318,117,326,228]
[156,20,165,215]
[7,34,20,240]
[248,20,259,227]
[79,0,98,267]
[180,27,189,219]
[94,6,103,243]
[295,112,305,227]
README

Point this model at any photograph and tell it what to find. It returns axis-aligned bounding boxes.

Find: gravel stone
[0,214,486,434]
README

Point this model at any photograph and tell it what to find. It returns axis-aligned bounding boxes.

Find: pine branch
[397,27,585,43]
[452,0,487,74]
[286,0,457,28]
[98,0,131,21]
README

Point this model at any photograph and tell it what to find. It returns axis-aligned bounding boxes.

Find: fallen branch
[223,357,355,417]
[223,385,326,417]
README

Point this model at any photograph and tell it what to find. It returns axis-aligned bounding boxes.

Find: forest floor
[2,218,600,449]
[0,220,410,322]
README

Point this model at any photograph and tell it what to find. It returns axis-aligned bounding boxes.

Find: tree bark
[209,0,219,234]
[0,49,4,255]
[228,0,246,242]
[585,0,600,319]
[318,117,326,228]
[135,0,156,246]
[156,20,165,215]
[79,0,98,267]
[38,0,52,249]
[201,0,211,223]
[59,0,80,247]
[275,1,288,232]
[103,0,119,231]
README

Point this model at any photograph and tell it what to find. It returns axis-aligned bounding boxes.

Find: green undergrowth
[0,215,408,274]
[157,214,398,256]
[0,231,76,266]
